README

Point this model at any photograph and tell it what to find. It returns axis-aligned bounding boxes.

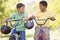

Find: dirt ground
[0,26,60,40]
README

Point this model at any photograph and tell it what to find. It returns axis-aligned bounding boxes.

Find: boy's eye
[39,4,44,7]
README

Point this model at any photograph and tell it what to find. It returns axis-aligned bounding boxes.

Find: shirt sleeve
[9,13,15,19]
[49,12,55,18]
[24,13,27,18]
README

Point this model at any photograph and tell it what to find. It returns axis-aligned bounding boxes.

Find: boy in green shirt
[3,3,29,40]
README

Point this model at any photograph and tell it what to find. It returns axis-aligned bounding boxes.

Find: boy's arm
[23,13,36,21]
[3,16,10,25]
[23,13,29,21]
[3,17,10,23]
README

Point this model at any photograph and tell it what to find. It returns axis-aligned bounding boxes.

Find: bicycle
[34,18,51,40]
[5,19,34,40]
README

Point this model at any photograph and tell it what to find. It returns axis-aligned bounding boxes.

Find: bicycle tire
[38,36,42,40]
[9,35,16,40]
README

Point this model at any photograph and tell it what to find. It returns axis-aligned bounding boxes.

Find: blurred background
[0,0,60,40]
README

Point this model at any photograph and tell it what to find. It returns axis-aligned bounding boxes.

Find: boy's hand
[29,15,36,20]
[3,17,9,23]
[3,19,7,23]
[3,20,8,26]
[50,17,56,21]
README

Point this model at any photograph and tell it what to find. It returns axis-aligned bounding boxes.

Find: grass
[1,26,60,40]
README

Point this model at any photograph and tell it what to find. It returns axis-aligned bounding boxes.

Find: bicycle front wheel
[9,34,17,40]
[38,36,42,40]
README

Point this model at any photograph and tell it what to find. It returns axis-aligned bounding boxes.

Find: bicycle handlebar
[7,20,22,22]
[4,18,51,26]
[34,18,50,25]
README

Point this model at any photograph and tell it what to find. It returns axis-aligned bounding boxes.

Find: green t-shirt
[9,12,26,31]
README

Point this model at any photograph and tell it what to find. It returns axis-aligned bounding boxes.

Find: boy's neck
[18,11,23,15]
[41,9,46,12]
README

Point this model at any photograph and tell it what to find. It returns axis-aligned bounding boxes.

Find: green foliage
[0,0,60,30]
[47,0,60,29]
[0,0,15,26]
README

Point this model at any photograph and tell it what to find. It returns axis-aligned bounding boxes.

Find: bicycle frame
[8,20,20,34]
[34,18,50,40]
[7,20,22,40]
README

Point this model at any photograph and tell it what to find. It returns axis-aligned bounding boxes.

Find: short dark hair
[16,3,25,8]
[39,1,48,8]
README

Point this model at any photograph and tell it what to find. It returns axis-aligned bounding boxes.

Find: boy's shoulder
[10,12,18,17]
[11,12,17,15]
[12,12,26,15]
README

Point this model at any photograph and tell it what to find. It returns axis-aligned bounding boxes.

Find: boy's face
[17,6,25,13]
[39,4,46,11]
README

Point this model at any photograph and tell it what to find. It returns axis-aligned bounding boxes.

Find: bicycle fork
[37,26,44,40]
